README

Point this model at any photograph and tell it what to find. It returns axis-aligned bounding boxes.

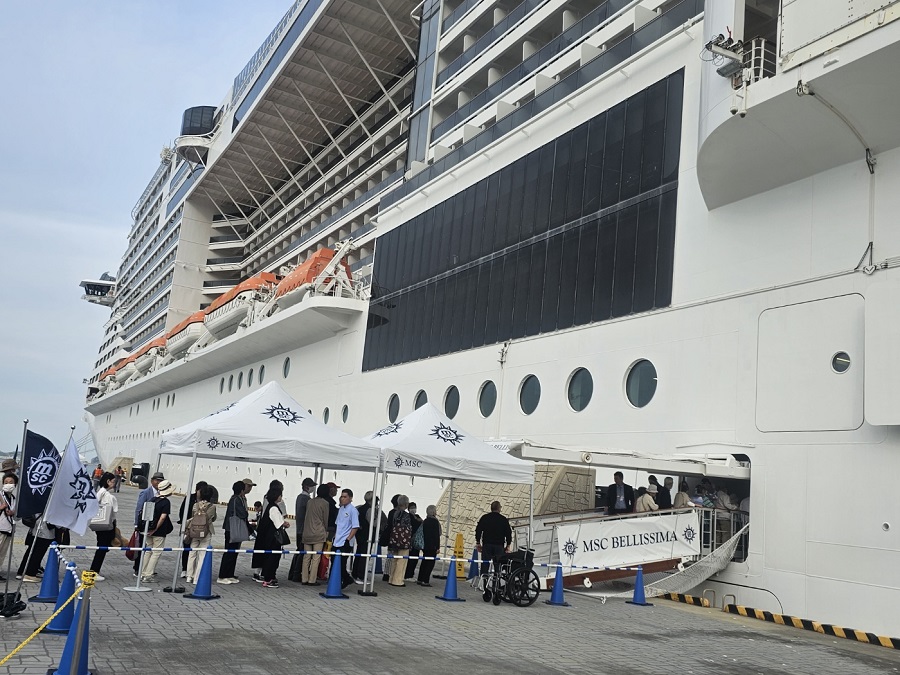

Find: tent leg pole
[528,483,534,553]
[359,468,381,596]
[165,452,195,593]
[366,469,388,593]
[440,480,454,578]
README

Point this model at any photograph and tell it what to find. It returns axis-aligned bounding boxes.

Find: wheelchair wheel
[509,568,540,607]
[482,588,492,602]
[492,590,502,606]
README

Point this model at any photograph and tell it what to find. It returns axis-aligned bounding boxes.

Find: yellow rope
[0,580,85,667]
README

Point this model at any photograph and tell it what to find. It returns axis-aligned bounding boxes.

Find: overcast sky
[0,2,292,456]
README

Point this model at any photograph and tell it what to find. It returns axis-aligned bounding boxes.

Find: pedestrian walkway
[2,486,899,674]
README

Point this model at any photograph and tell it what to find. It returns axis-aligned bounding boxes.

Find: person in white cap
[141,479,175,582]
[635,484,660,513]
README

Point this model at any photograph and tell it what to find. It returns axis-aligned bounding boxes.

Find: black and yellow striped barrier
[723,604,900,649]
[662,592,709,607]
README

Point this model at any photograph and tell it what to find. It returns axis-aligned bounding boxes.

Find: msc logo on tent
[207,437,243,450]
[263,402,302,426]
[393,456,422,469]
[429,423,464,446]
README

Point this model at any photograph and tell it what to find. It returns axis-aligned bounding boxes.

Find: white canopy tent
[159,381,382,469]
[364,403,535,590]
[158,381,383,591]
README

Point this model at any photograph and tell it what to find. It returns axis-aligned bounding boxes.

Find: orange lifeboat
[134,337,167,374]
[204,272,279,339]
[165,310,206,358]
[274,249,351,309]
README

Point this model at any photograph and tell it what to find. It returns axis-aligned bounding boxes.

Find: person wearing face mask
[89,472,118,581]
[404,502,423,580]
[0,474,18,578]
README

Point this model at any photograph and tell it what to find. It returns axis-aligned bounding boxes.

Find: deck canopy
[159,381,381,470]
[366,403,535,484]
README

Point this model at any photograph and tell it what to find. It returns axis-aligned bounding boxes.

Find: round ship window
[414,390,428,409]
[625,359,657,408]
[567,368,593,412]
[282,357,291,378]
[444,385,460,419]
[519,375,541,415]
[341,405,349,423]
[258,364,266,383]
[388,394,400,422]
[479,380,497,418]
[237,371,244,390]
[323,407,330,424]
[832,351,851,373]
[248,368,254,387]
[228,375,233,392]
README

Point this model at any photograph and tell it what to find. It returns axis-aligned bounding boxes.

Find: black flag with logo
[17,430,61,519]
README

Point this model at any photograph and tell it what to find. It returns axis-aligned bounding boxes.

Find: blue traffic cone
[183,547,220,600]
[320,552,348,599]
[626,565,653,606]
[30,543,60,603]
[42,563,77,634]
[374,545,383,574]
[544,565,570,606]
[49,591,92,675]
[436,557,466,602]
[467,549,479,580]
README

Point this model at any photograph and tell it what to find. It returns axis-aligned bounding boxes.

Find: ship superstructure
[83,0,900,636]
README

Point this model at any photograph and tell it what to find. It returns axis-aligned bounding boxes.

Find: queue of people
[0,457,452,592]
[604,470,749,547]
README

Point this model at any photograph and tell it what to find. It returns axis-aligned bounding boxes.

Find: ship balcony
[202,277,242,294]
[205,255,245,272]
[208,233,245,251]
[84,294,366,414]
[174,133,214,164]
[697,4,900,209]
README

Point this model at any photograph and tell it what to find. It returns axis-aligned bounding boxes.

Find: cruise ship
[82,0,900,635]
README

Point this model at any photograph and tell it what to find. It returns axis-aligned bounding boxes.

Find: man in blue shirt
[333,489,359,589]
[133,471,163,576]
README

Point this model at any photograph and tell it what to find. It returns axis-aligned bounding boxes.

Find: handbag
[274,527,290,547]
[125,530,139,561]
[227,515,249,543]
[89,501,115,531]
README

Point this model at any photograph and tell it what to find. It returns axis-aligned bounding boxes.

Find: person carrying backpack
[185,485,217,584]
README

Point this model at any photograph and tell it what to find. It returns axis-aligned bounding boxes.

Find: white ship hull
[82,0,900,638]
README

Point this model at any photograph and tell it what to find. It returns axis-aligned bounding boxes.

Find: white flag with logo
[43,438,99,535]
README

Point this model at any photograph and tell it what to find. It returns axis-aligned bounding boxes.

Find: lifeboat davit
[165,310,206,358]
[203,272,278,339]
[134,337,167,374]
[274,249,351,310]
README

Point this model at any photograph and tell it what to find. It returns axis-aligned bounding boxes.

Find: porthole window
[478,380,497,418]
[567,368,593,412]
[248,368,254,387]
[237,371,244,390]
[220,378,225,394]
[341,405,349,423]
[519,375,541,415]
[228,374,234,392]
[388,394,400,422]
[171,393,175,405]
[323,407,330,424]
[444,385,460,419]
[282,357,291,378]
[259,364,266,383]
[414,390,428,409]
[832,351,851,373]
[625,359,657,408]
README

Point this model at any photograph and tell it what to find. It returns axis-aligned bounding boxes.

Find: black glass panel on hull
[363,71,683,371]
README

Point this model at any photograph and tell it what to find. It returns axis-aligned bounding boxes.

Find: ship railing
[509,506,750,574]
[735,36,776,89]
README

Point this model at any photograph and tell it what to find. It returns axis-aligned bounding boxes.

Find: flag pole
[14,426,75,596]
[2,420,28,606]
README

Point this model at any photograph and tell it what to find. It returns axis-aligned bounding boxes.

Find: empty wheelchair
[480,548,540,607]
